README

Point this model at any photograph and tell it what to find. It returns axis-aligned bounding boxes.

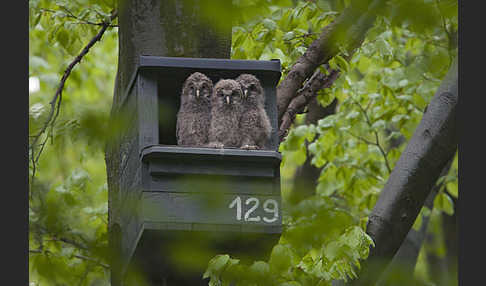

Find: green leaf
[262,19,278,31]
[283,31,295,41]
[318,115,337,130]
[56,28,70,49]
[375,38,393,57]
[334,55,349,73]
[317,89,335,107]
[345,110,360,120]
[203,254,230,279]
[368,93,381,100]
[412,210,423,230]
[434,192,454,216]
[269,244,293,273]
[446,181,458,198]
[371,120,386,130]
[249,260,270,281]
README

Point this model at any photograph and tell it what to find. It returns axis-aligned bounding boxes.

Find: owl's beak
[226,95,230,104]
[196,89,200,98]
[243,89,248,98]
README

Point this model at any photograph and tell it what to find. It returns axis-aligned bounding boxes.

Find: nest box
[111,56,283,285]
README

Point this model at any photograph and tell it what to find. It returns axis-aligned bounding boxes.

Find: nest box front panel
[140,146,282,233]
[127,56,283,234]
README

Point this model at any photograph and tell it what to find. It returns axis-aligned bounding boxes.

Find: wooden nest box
[110,56,283,285]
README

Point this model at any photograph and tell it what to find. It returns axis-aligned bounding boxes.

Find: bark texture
[346,57,458,286]
[279,68,340,141]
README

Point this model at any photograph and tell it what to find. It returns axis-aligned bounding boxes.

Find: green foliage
[29,0,458,285]
[231,0,338,75]
[29,0,116,285]
[226,1,457,285]
[280,124,317,167]
[203,220,375,285]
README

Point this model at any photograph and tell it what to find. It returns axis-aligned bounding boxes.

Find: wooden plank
[142,192,282,229]
[139,56,281,83]
[143,221,282,234]
[148,174,278,195]
[137,71,159,152]
[141,145,282,162]
[148,158,275,178]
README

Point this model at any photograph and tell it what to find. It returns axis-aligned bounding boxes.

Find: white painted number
[228,196,242,221]
[228,196,279,223]
[245,198,261,222]
[263,199,278,223]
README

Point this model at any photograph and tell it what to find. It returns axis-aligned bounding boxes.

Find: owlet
[235,74,271,150]
[176,72,213,147]
[208,79,244,148]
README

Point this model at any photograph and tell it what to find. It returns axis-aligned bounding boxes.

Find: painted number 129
[228,196,279,223]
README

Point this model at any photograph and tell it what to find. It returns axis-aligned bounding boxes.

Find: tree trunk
[376,158,453,285]
[105,0,232,284]
[345,56,458,286]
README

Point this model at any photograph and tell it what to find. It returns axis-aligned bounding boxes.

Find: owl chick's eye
[249,84,257,92]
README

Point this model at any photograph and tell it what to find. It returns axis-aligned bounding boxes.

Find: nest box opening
[131,56,282,151]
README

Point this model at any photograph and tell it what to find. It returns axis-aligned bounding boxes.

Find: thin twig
[29,249,109,269]
[29,9,118,197]
[73,254,110,269]
[39,8,119,27]
[352,98,392,174]
[32,224,91,251]
[283,32,319,44]
[353,165,384,182]
[345,130,377,146]
[50,236,89,251]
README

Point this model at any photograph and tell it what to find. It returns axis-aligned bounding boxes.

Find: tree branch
[278,66,340,141]
[277,0,387,124]
[29,9,118,196]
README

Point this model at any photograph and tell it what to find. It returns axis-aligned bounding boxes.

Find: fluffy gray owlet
[176,72,213,146]
[235,74,272,150]
[208,79,244,148]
